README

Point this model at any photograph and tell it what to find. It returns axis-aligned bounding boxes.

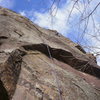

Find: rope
[49,5,63,98]
[32,21,63,100]
[49,7,63,100]
[46,45,63,100]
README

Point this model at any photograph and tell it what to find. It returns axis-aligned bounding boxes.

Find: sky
[0,0,100,65]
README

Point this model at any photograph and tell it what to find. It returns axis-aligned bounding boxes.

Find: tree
[49,0,100,65]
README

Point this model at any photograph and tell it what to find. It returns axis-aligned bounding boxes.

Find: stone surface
[0,7,100,100]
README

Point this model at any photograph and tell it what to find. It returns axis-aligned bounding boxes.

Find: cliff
[0,7,100,100]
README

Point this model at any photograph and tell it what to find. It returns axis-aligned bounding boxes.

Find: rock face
[0,7,100,100]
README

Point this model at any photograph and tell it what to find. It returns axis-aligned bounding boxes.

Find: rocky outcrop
[0,7,100,100]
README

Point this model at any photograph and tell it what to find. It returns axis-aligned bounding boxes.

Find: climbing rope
[46,45,63,100]
[32,2,63,98]
[32,21,63,100]
[49,7,63,100]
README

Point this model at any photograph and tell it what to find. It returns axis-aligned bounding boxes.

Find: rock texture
[0,7,100,100]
